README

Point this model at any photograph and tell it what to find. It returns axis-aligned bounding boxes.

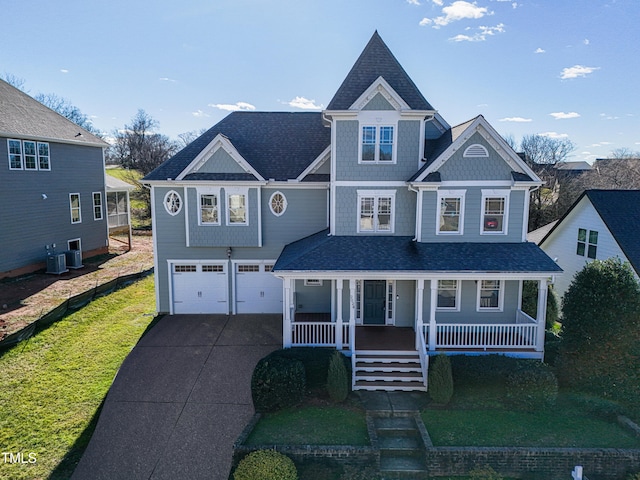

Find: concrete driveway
[72,314,281,480]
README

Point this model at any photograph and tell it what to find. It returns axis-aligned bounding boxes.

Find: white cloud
[583,38,590,45]
[450,23,504,41]
[159,77,177,83]
[549,112,580,120]
[60,69,69,74]
[209,102,256,112]
[560,65,600,79]
[534,47,545,54]
[499,117,532,122]
[406,0,421,5]
[539,131,569,139]
[287,96,323,110]
[432,0,444,5]
[420,1,491,28]
[192,110,209,118]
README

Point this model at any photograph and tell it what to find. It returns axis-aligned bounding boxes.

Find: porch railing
[423,310,539,350]
[290,322,349,349]
[417,325,429,389]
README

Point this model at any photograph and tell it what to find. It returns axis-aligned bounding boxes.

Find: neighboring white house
[538,190,640,298]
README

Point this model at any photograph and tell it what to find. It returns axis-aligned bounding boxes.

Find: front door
[363,280,386,325]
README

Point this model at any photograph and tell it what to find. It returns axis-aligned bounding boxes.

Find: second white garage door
[235,262,283,314]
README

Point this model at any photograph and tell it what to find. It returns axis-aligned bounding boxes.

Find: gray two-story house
[144,32,562,391]
[0,79,109,279]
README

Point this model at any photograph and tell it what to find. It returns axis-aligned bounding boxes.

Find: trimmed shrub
[469,465,503,480]
[327,350,350,403]
[521,280,559,329]
[265,348,335,390]
[234,450,297,480]
[340,465,382,480]
[251,356,305,413]
[428,354,454,405]
[505,363,558,411]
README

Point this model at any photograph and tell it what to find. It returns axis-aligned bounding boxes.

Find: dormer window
[361,125,394,163]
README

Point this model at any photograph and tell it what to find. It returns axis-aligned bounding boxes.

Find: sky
[2,0,639,163]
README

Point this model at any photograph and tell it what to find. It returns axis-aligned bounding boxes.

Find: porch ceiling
[274,229,563,275]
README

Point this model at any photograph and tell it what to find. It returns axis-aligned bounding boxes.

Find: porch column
[535,279,548,353]
[335,280,343,349]
[415,279,425,350]
[429,280,437,352]
[283,277,292,347]
[349,279,356,352]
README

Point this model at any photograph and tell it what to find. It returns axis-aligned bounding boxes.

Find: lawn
[0,275,156,480]
[246,405,369,446]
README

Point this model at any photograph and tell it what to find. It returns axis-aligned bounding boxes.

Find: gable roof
[274,229,562,274]
[541,190,640,275]
[144,112,330,182]
[0,79,106,147]
[327,31,434,111]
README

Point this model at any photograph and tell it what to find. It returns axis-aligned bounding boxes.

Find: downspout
[408,184,420,242]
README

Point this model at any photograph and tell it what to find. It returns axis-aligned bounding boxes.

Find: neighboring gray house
[106,173,134,250]
[144,32,562,390]
[0,79,109,278]
[538,190,640,298]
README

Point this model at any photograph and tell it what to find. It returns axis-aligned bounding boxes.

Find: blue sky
[2,0,638,162]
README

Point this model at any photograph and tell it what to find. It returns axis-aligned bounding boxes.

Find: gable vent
[463,144,489,157]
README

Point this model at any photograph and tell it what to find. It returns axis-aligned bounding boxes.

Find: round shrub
[251,356,305,413]
[428,354,454,405]
[234,450,297,480]
[506,364,558,411]
[265,348,335,391]
[327,350,350,403]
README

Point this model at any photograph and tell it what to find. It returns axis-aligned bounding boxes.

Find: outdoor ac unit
[46,253,68,275]
[65,250,83,269]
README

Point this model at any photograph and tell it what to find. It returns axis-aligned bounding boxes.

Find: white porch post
[349,279,356,352]
[429,280,437,352]
[416,279,425,350]
[335,280,343,349]
[283,277,293,347]
[536,279,548,352]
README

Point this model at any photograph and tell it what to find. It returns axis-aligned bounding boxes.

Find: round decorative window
[164,190,182,216]
[269,191,287,216]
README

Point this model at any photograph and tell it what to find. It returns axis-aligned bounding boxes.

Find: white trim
[184,187,190,247]
[23,140,38,170]
[92,191,104,221]
[386,280,395,325]
[350,76,411,111]
[167,259,229,315]
[476,279,505,312]
[435,279,461,312]
[69,193,82,224]
[7,138,23,170]
[436,189,466,235]
[438,180,515,187]
[196,187,221,226]
[175,133,265,181]
[37,142,50,171]
[67,238,82,252]
[273,271,558,282]
[269,191,287,217]
[151,185,161,313]
[225,187,249,226]
[334,181,407,187]
[356,189,396,234]
[522,187,531,242]
[296,145,331,181]
[329,116,337,235]
[415,188,423,241]
[463,144,489,157]
[163,190,183,216]
[257,187,263,247]
[304,279,323,286]
[480,189,510,235]
[358,123,397,164]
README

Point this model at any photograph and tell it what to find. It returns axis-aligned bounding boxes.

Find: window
[93,192,103,220]
[200,194,219,224]
[202,265,224,272]
[481,190,509,235]
[437,190,465,235]
[269,191,287,216]
[437,280,459,310]
[387,281,394,321]
[174,265,197,273]
[358,192,394,233]
[24,141,37,170]
[478,280,502,310]
[227,192,247,225]
[577,228,598,259]
[69,193,81,224]
[164,190,182,216]
[264,264,274,272]
[38,142,50,170]
[238,264,259,272]
[304,279,323,286]
[361,125,394,163]
[8,139,22,169]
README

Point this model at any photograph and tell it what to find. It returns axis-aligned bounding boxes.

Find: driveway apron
[71,314,281,480]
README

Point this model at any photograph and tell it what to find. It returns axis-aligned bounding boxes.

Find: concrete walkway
[72,314,281,480]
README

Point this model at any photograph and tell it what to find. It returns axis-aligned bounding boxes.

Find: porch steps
[372,413,429,479]
[353,351,427,392]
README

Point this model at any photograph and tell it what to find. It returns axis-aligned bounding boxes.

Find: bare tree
[177,128,208,148]
[1,73,26,91]
[34,92,102,137]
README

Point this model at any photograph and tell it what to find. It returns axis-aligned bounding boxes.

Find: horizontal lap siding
[0,139,107,273]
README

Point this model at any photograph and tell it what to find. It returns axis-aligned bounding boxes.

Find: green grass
[105,166,142,184]
[0,276,157,480]
[246,405,369,446]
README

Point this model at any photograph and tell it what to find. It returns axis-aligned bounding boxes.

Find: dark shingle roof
[274,229,562,273]
[0,79,107,146]
[586,190,640,275]
[183,172,258,181]
[144,112,330,182]
[327,31,434,111]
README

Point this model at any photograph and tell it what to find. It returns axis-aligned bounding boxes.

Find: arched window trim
[463,144,489,158]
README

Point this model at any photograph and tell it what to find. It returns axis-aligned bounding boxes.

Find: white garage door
[172,263,228,314]
[235,262,283,314]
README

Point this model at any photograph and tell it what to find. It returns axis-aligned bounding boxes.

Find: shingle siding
[0,138,107,274]
[437,133,513,181]
[196,148,247,174]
